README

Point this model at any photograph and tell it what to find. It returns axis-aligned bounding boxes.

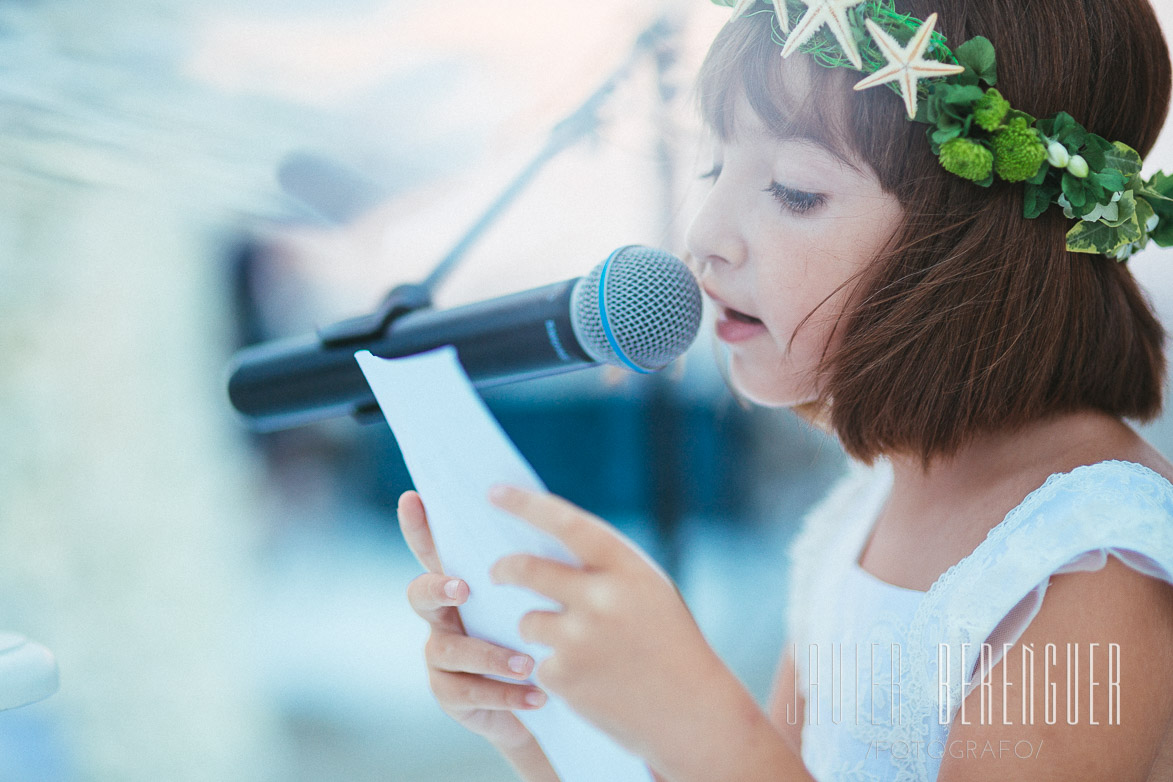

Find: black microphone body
[228,278,595,431]
[227,245,703,432]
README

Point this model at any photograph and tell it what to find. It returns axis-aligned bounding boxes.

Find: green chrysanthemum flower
[992,118,1047,182]
[973,88,1010,132]
[939,138,994,182]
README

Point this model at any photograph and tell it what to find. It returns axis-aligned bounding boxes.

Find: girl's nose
[685,185,745,272]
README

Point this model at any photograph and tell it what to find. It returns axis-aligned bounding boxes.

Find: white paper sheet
[356,347,652,782]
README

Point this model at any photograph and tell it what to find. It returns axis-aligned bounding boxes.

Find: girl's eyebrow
[767,133,866,178]
[729,116,863,177]
[776,133,864,176]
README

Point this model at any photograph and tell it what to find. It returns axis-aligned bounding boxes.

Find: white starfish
[780,0,866,70]
[772,0,790,34]
[853,13,965,119]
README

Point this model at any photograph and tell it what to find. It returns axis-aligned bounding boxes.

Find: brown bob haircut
[697,0,1172,466]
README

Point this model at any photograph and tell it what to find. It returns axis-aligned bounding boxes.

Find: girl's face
[685,88,904,408]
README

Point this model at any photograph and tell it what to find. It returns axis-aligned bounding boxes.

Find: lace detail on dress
[791,459,1173,782]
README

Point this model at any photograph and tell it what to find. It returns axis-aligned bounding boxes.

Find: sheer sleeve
[976,546,1172,677]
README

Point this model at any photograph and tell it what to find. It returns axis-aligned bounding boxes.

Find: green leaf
[1143,172,1173,226]
[1061,124,1089,150]
[1140,187,1173,208]
[953,68,980,88]
[1093,169,1126,192]
[1102,191,1135,227]
[1027,163,1050,186]
[1138,181,1171,198]
[1148,171,1173,198]
[1062,172,1088,208]
[932,126,963,146]
[1024,182,1056,219]
[1103,142,1144,178]
[1153,229,1173,247]
[1066,213,1142,255]
[956,37,997,86]
[1003,108,1036,126]
[1053,112,1076,134]
[943,85,985,106]
[936,113,963,130]
[1149,196,1173,246]
[1076,197,1103,219]
[1133,194,1154,234]
[1038,112,1074,140]
[921,84,952,125]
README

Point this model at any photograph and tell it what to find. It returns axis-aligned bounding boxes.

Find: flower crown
[712,0,1173,261]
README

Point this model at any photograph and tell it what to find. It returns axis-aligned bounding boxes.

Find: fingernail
[488,485,512,503]
[444,580,462,599]
[525,690,546,707]
[508,655,531,675]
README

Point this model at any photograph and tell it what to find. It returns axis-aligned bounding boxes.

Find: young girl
[398,0,1173,779]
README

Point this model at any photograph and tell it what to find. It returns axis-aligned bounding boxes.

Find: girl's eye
[765,181,826,214]
[699,163,722,181]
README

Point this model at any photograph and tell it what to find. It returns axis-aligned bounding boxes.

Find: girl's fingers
[431,669,547,712]
[488,486,617,568]
[426,630,535,680]
[407,573,467,633]
[490,553,583,606]
[398,490,444,573]
[518,610,564,647]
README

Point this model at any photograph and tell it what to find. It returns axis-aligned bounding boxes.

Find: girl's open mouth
[717,307,766,342]
[724,307,762,325]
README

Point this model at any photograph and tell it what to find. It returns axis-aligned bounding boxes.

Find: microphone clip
[317,282,433,348]
[314,282,433,425]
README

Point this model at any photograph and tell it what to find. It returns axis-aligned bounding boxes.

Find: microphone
[227,245,703,431]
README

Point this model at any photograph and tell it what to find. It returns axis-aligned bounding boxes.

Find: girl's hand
[397,490,550,753]
[487,486,747,769]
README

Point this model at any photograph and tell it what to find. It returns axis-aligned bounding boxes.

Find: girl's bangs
[695,12,855,159]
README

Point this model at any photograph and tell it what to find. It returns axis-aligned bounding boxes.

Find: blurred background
[2,1,1173,780]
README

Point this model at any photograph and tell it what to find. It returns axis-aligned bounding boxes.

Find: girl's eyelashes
[764,181,827,215]
[698,163,825,215]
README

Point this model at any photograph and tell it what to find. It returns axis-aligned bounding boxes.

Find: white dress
[785,459,1173,781]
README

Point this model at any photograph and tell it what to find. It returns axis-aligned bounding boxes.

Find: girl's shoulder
[939,544,1173,782]
[951,458,1173,596]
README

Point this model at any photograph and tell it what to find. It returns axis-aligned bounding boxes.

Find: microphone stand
[311,13,682,423]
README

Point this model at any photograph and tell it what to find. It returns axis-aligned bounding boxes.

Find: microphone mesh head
[570,246,702,372]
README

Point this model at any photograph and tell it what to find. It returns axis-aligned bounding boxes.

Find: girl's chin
[726,364,817,409]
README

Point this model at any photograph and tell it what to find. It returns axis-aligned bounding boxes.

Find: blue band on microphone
[598,246,652,374]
